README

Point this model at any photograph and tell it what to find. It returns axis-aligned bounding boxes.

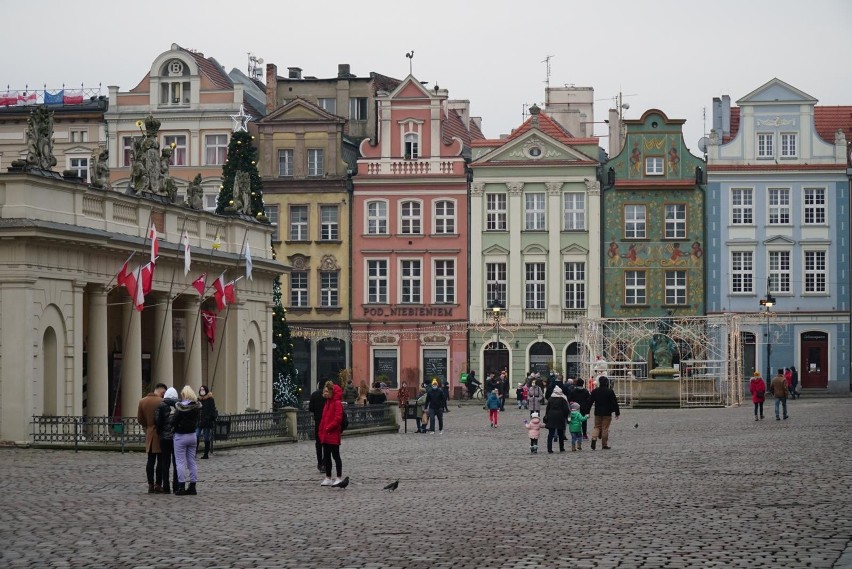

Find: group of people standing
[749,366,797,421]
[136,383,217,495]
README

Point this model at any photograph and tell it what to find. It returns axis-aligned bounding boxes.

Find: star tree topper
[230,104,254,133]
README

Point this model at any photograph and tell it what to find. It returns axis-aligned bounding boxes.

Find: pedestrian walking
[442,380,451,412]
[154,387,179,493]
[413,386,428,433]
[516,383,526,409]
[567,402,588,451]
[749,371,767,420]
[790,366,799,399]
[196,385,217,459]
[172,386,201,495]
[584,376,620,450]
[569,378,591,440]
[308,378,326,472]
[499,371,509,411]
[543,385,569,453]
[137,382,166,493]
[425,379,446,433]
[528,380,544,417]
[318,380,345,486]
[486,389,501,428]
[524,411,542,453]
[770,368,789,420]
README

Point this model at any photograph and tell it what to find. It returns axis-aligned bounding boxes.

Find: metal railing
[296,404,394,440]
[214,411,289,441]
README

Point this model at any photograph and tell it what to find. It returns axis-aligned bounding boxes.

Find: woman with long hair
[318,380,345,486]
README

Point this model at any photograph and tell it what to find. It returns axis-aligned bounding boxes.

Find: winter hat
[431,380,439,386]
[530,411,539,418]
[570,402,580,411]
[164,387,179,400]
[753,371,761,377]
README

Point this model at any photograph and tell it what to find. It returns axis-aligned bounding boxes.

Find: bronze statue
[649,333,676,369]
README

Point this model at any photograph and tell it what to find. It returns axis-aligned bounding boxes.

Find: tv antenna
[405,50,414,75]
[597,90,637,121]
[247,53,264,81]
[542,55,554,90]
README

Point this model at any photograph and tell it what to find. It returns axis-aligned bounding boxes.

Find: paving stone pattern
[1,398,851,568]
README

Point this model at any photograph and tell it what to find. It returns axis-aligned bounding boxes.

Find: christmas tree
[272,274,300,409]
[216,129,265,216]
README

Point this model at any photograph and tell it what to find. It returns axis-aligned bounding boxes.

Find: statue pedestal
[632,376,719,408]
[649,367,678,381]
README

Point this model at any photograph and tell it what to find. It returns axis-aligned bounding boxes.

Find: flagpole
[104,251,137,292]
[151,216,188,384]
[210,226,250,393]
[183,225,221,384]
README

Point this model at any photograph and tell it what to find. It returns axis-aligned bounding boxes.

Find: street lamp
[759,277,776,383]
[488,298,505,351]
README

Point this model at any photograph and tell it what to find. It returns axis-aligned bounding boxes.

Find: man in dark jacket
[308,378,326,471]
[498,371,509,411]
[584,376,620,450]
[425,380,446,433]
[568,378,591,440]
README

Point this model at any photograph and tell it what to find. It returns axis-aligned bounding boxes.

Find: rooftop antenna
[542,55,554,104]
[405,50,414,75]
[247,53,264,81]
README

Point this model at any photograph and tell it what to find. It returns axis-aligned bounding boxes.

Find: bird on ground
[634,423,639,428]
[332,476,350,489]
[383,480,399,492]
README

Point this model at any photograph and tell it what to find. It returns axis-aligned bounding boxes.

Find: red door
[800,332,828,388]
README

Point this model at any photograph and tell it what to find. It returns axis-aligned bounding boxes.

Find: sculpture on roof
[228,170,252,215]
[11,106,57,171]
[183,174,204,210]
[127,114,176,201]
[90,147,110,189]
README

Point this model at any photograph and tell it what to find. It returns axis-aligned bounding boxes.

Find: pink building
[351,76,483,396]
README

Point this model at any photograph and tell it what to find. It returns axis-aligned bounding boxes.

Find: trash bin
[214,417,231,441]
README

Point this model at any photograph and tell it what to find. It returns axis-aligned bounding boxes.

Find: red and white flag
[225,281,236,304]
[63,90,84,105]
[182,230,191,276]
[123,265,146,311]
[16,91,36,106]
[213,273,228,310]
[116,261,130,287]
[201,310,217,350]
[192,273,206,296]
[141,262,155,295]
[149,224,159,264]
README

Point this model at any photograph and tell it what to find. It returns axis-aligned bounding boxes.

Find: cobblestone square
[1,398,851,568]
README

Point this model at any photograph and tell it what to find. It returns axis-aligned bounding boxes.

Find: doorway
[741,332,756,379]
[483,341,509,378]
[800,331,828,388]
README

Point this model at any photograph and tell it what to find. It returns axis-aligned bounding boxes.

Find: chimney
[608,108,622,158]
[721,95,731,137]
[287,67,302,80]
[448,100,470,131]
[338,64,351,78]
[266,63,278,114]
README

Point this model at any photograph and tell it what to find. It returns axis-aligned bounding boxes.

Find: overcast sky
[2,0,850,157]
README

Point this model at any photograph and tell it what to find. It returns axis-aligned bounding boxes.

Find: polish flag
[123,265,146,311]
[201,310,217,349]
[224,281,236,304]
[213,273,228,310]
[16,91,36,106]
[192,273,206,296]
[0,91,16,107]
[149,224,159,264]
[63,90,84,105]
[141,262,155,295]
[182,230,191,276]
[116,261,130,287]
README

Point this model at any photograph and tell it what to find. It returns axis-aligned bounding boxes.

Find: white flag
[182,230,191,276]
[244,241,253,281]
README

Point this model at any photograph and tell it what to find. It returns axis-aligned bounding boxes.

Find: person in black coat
[308,378,326,472]
[425,380,446,433]
[584,376,620,450]
[498,371,509,411]
[543,386,570,453]
[196,385,217,459]
[568,378,591,440]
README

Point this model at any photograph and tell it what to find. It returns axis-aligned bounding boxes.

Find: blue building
[706,78,851,394]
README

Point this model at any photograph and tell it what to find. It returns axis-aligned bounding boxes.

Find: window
[70,129,88,143]
[564,262,585,309]
[486,193,507,231]
[366,200,388,235]
[122,136,135,167]
[204,194,217,213]
[624,205,646,239]
[320,272,339,307]
[731,251,753,293]
[320,205,339,240]
[205,134,228,165]
[664,204,686,239]
[434,260,455,304]
[266,204,279,241]
[525,193,546,230]
[486,262,507,305]
[768,188,790,224]
[400,260,422,303]
[307,149,324,177]
[290,272,308,307]
[768,251,791,293]
[665,271,687,305]
[289,205,309,241]
[349,97,367,120]
[780,133,797,157]
[434,200,455,234]
[404,133,419,159]
[69,157,89,182]
[400,201,421,234]
[160,81,190,105]
[163,135,187,166]
[645,157,664,175]
[731,188,753,224]
[804,251,827,293]
[317,98,336,114]
[563,192,585,230]
[803,188,826,224]
[367,260,388,303]
[277,149,293,177]
[524,263,546,309]
[757,133,774,158]
[624,271,646,305]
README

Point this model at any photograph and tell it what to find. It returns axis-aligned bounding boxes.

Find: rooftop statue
[11,106,57,171]
[183,174,204,210]
[90,147,110,189]
[128,115,176,201]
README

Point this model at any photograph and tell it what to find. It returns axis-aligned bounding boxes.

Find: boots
[201,440,210,459]
[571,443,576,452]
[147,483,156,494]
[174,482,186,496]
[153,484,163,493]
[591,438,597,450]
[186,482,197,495]
[161,483,171,494]
[577,441,582,451]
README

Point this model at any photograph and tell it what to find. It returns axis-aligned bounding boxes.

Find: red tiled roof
[180,47,232,90]
[468,119,485,141]
[814,106,852,143]
[725,107,740,142]
[371,72,402,94]
[505,112,576,145]
[442,108,471,146]
[471,138,503,147]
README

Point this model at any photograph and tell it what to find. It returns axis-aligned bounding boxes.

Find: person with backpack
[584,376,620,450]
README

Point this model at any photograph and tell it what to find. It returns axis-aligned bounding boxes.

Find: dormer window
[645,157,664,175]
[159,58,191,106]
[404,133,419,159]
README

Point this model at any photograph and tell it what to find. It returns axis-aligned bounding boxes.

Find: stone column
[121,301,142,418]
[87,286,109,418]
[470,182,485,322]
[152,293,174,386]
[184,296,203,388]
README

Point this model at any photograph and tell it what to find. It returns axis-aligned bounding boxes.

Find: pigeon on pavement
[383,480,399,492]
[332,476,350,489]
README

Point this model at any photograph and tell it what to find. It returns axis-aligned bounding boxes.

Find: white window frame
[320,271,339,307]
[307,148,324,177]
[399,259,422,304]
[290,271,309,307]
[265,204,279,241]
[399,200,422,235]
[366,200,388,235]
[803,250,827,294]
[204,133,228,166]
[624,205,646,239]
[404,132,419,159]
[731,188,754,225]
[68,156,89,182]
[433,259,455,305]
[433,199,456,235]
[664,204,686,239]
[624,270,646,305]
[563,192,585,230]
[366,259,389,304]
[320,205,339,241]
[524,192,546,230]
[485,262,507,305]
[803,188,826,225]
[665,270,687,305]
[289,204,309,241]
[768,250,791,294]
[163,134,187,166]
[524,262,546,310]
[645,157,664,175]
[768,188,790,225]
[564,262,586,309]
[757,133,774,158]
[730,250,754,294]
[486,193,507,231]
[278,149,294,177]
[317,98,336,114]
[780,133,798,158]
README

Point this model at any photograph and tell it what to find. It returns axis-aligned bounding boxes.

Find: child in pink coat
[524,411,542,454]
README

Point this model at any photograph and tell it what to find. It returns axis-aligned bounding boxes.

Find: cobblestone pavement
[1,398,851,569]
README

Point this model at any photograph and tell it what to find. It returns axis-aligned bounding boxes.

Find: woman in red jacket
[318,381,344,486]
[749,371,766,421]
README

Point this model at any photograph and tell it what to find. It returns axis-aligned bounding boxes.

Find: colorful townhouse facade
[706,78,851,394]
[468,105,601,381]
[351,76,483,392]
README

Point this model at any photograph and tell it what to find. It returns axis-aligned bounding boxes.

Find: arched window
[404,132,419,159]
[400,200,422,235]
[434,200,455,234]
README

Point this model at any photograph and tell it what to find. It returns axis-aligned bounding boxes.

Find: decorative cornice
[319,254,340,271]
[585,178,601,194]
[287,254,311,270]
[370,333,399,345]
[545,181,563,195]
[506,182,524,195]
[471,181,485,195]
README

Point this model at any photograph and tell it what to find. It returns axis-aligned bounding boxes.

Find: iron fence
[296,404,394,440]
[214,411,289,441]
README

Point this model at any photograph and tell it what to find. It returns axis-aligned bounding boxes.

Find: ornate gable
[737,78,817,106]
[259,98,344,124]
[474,131,592,164]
